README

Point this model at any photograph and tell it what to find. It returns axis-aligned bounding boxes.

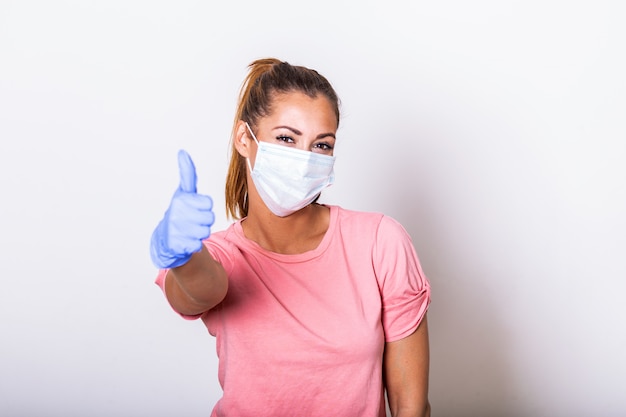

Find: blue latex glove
[150,150,214,269]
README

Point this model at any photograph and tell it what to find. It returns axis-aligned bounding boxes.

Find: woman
[150,58,431,417]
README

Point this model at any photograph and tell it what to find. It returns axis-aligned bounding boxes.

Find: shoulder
[326,205,416,257]
[332,205,407,238]
[204,222,238,249]
[332,205,385,227]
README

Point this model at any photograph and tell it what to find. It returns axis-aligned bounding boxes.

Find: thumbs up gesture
[150,150,215,269]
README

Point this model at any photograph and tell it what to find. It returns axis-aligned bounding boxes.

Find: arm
[152,149,227,315]
[164,245,228,316]
[384,315,431,417]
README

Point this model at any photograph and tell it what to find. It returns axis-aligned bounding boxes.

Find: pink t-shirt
[156,205,430,417]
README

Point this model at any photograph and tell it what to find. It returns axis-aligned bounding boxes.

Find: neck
[242,204,330,254]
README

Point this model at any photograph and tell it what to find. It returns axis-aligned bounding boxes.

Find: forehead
[264,91,338,129]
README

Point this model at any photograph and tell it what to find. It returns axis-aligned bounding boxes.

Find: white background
[1,1,625,416]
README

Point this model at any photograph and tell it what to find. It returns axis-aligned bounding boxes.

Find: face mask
[245,122,336,217]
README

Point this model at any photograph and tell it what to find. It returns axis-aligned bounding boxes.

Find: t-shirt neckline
[232,205,338,263]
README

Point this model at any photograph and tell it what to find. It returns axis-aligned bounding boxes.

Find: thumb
[177,149,197,193]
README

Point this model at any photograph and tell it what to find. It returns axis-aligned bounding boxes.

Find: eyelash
[276,135,334,151]
[315,142,333,151]
[276,135,293,143]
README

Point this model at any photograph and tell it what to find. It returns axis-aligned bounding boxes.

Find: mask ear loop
[244,122,259,173]
[245,122,260,145]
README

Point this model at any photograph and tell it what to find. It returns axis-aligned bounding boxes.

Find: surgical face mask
[245,122,336,217]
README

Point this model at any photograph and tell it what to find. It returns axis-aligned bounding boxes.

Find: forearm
[391,402,430,417]
[165,245,228,315]
[385,316,431,417]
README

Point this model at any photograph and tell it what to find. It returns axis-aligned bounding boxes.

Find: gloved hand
[150,150,215,269]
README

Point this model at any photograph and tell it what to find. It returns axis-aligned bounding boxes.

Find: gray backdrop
[1,0,624,416]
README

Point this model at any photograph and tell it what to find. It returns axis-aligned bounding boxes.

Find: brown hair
[224,58,340,219]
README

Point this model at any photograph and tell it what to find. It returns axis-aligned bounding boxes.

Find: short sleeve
[373,216,431,342]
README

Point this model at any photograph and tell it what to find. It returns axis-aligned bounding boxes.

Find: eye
[314,142,334,152]
[276,135,294,144]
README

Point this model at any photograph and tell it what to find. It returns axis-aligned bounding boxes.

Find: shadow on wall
[388,138,522,417]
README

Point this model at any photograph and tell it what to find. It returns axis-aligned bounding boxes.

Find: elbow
[184,274,229,314]
[165,267,229,315]
[423,401,431,417]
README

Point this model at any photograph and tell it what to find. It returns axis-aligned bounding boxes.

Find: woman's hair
[224,58,340,219]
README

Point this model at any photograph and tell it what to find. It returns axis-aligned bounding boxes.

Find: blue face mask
[245,122,336,217]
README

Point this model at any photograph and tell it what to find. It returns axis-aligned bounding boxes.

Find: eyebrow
[273,125,336,140]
